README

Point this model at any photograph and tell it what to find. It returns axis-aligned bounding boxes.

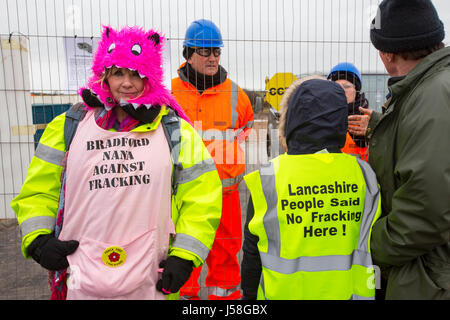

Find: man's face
[188,47,221,76]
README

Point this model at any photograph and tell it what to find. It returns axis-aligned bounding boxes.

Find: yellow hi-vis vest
[243,151,381,300]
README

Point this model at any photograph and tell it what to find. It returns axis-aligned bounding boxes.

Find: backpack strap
[161,109,183,196]
[64,102,88,150]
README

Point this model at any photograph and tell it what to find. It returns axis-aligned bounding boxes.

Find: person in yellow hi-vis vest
[241,76,382,300]
[11,26,222,300]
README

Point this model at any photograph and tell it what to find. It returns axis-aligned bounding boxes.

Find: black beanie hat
[370,0,445,53]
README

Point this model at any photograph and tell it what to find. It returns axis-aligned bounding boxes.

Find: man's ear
[379,51,394,63]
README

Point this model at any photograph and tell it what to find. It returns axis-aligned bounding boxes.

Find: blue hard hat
[327,62,362,91]
[183,19,224,48]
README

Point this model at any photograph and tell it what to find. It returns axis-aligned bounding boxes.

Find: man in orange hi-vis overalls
[172,19,254,300]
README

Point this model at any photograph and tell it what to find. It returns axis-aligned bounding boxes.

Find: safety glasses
[194,47,221,57]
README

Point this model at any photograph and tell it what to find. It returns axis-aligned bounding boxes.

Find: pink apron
[58,110,174,300]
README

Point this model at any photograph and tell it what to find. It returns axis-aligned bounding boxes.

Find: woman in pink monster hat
[11,25,222,300]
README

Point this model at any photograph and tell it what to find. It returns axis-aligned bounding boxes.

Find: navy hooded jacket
[285,79,348,154]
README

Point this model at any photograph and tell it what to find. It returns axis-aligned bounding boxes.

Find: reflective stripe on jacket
[243,151,381,300]
[172,65,254,190]
[11,106,222,268]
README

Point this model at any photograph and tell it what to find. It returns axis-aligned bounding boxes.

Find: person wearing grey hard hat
[364,0,450,300]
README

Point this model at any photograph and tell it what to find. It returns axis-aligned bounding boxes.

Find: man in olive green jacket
[367,0,449,299]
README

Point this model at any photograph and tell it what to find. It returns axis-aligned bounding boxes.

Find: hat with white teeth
[79,25,189,122]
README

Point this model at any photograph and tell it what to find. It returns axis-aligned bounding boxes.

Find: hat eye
[107,43,115,53]
[131,44,142,56]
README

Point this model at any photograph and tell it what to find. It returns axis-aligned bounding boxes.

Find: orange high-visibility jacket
[341,132,368,161]
[172,65,254,190]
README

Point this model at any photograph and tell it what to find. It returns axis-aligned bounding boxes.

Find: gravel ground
[0,219,49,300]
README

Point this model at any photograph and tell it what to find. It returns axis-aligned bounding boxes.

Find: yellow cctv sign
[265,73,297,111]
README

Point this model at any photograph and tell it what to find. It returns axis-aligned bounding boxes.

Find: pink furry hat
[79,25,190,123]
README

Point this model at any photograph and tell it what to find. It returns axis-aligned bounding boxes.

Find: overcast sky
[1,0,449,91]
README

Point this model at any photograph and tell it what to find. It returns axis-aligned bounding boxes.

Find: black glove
[156,256,193,295]
[27,234,79,271]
